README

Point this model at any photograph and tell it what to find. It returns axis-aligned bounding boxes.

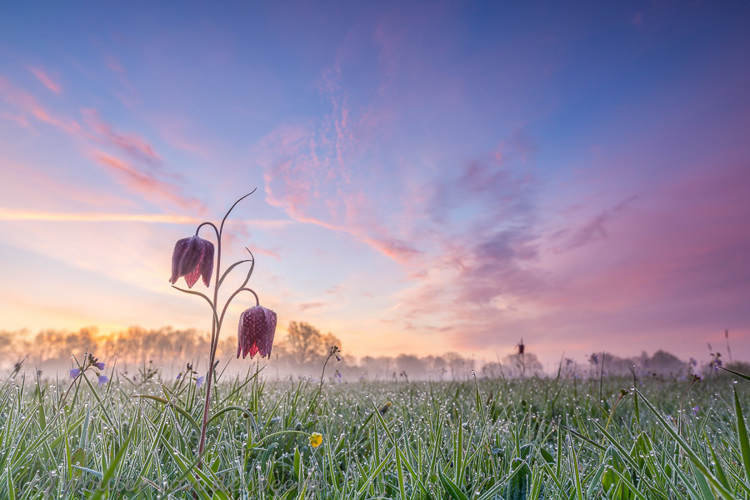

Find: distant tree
[481,361,504,378]
[648,350,685,374]
[0,330,21,368]
[425,355,448,378]
[502,352,543,377]
[396,354,427,378]
[444,352,474,380]
[284,322,342,365]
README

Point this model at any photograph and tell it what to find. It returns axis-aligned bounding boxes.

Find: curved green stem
[194,221,219,241]
[196,190,257,465]
[171,286,220,329]
[219,189,256,235]
[218,256,254,290]
[219,287,260,329]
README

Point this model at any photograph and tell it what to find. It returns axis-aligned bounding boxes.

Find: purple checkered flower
[237,305,277,359]
[169,236,215,288]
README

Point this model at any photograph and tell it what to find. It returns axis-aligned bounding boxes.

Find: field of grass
[1,364,749,499]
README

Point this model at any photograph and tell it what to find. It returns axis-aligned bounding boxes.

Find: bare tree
[284,322,341,365]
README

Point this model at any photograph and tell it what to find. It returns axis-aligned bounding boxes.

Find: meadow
[1,363,749,499]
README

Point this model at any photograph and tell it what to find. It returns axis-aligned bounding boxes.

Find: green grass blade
[733,386,750,482]
[89,413,137,500]
[636,390,737,500]
[721,366,750,383]
[439,469,470,500]
[691,462,718,500]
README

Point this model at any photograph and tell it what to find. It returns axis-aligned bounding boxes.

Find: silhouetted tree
[502,352,543,377]
[284,322,342,365]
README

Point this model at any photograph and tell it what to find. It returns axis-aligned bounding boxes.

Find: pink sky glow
[1,1,749,369]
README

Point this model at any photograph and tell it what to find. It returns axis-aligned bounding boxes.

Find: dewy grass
[1,366,750,498]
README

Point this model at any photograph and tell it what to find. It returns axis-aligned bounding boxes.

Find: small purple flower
[70,368,81,378]
[196,376,205,388]
[237,305,277,359]
[170,235,215,288]
[98,375,108,387]
[95,362,105,371]
[176,373,182,380]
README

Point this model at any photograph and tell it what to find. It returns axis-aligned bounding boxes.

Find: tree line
[0,322,743,381]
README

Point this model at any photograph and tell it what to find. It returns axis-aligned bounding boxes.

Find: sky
[1,1,749,368]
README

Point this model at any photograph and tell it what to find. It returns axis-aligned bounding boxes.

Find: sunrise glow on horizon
[1,2,749,368]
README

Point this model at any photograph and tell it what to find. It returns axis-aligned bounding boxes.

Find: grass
[0,365,749,499]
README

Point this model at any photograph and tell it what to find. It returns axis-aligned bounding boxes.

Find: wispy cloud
[83,109,161,164]
[99,51,141,108]
[0,208,294,229]
[0,76,80,134]
[26,65,62,94]
[299,301,326,312]
[255,24,419,263]
[0,208,199,223]
[552,196,637,252]
[91,151,202,211]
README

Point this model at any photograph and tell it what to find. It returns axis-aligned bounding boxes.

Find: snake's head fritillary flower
[169,236,215,288]
[237,305,277,359]
[70,368,81,378]
[309,432,323,448]
[98,375,108,387]
[196,376,205,389]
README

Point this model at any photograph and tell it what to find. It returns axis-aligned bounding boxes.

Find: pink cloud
[299,302,326,312]
[422,163,750,359]
[0,112,31,129]
[91,151,202,211]
[552,196,636,252]
[83,109,161,164]
[0,208,199,224]
[360,236,421,262]
[255,45,414,263]
[259,130,420,263]
[0,160,136,209]
[26,65,62,94]
[151,115,211,157]
[99,50,141,107]
[0,76,80,135]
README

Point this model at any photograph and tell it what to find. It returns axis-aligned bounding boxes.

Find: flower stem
[196,192,255,466]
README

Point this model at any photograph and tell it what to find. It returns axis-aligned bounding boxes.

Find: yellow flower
[309,432,323,448]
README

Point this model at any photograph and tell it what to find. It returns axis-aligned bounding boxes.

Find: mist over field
[2,323,742,383]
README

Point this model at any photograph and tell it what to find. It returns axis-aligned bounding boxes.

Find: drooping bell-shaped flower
[237,305,277,359]
[169,236,215,288]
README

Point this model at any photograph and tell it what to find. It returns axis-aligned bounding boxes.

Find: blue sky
[1,1,749,366]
